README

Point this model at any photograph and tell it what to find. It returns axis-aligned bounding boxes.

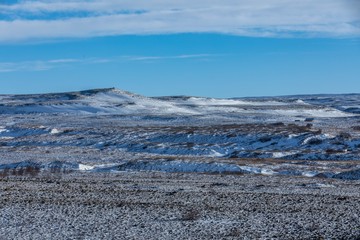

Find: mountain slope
[0,88,358,119]
[0,88,197,115]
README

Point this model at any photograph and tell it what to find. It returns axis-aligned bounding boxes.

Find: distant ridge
[1,87,359,99]
[0,88,358,117]
[0,87,116,97]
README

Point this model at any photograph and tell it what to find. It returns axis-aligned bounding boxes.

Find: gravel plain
[1,171,359,239]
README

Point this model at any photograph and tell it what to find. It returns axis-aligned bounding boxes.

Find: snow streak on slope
[1,159,360,180]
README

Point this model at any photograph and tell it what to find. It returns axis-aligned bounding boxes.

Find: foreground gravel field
[0,172,359,239]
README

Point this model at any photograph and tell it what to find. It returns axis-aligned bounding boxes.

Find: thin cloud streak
[0,59,74,72]
[0,54,217,72]
[128,54,216,61]
[47,59,80,63]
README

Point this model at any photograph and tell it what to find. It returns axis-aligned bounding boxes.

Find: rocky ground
[1,171,359,239]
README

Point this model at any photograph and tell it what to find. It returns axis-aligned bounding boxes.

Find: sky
[0,0,359,98]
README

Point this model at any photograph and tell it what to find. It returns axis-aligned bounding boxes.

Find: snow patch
[50,128,61,134]
[303,134,334,145]
[209,150,225,157]
[178,97,288,106]
[271,108,353,118]
[78,164,94,171]
[302,171,318,177]
[272,151,296,158]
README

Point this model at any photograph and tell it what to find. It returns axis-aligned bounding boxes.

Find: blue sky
[0,0,359,97]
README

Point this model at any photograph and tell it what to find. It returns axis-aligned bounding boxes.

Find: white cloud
[0,0,359,42]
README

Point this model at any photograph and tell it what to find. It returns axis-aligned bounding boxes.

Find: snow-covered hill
[0,88,357,120]
[0,88,197,115]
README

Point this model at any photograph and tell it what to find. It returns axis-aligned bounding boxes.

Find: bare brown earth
[1,171,359,239]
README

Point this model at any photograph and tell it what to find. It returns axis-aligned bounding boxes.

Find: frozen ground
[0,88,360,239]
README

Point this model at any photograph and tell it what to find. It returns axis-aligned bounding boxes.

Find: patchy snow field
[0,88,360,179]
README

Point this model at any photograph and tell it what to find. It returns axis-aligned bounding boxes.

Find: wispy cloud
[0,54,216,72]
[0,0,359,42]
[128,54,215,61]
[47,58,80,63]
[0,58,75,72]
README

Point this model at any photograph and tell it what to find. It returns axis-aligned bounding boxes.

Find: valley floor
[1,171,359,239]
